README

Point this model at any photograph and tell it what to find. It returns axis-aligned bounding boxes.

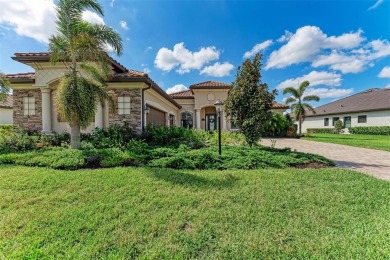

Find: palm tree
[283,81,320,135]
[48,0,123,149]
[0,73,11,102]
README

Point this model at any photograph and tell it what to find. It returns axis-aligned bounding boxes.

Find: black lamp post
[214,99,224,156]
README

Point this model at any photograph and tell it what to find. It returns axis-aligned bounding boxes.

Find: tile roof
[272,102,289,109]
[0,95,13,108]
[169,89,194,99]
[306,88,390,116]
[190,81,231,89]
[113,70,148,78]
[5,72,35,80]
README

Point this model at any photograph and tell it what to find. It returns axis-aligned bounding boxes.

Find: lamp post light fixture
[214,99,224,156]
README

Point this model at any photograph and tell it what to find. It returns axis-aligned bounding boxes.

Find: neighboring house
[6,52,288,133]
[0,95,13,124]
[170,82,288,131]
[302,88,390,133]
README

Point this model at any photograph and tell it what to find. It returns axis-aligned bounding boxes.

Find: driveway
[261,138,390,181]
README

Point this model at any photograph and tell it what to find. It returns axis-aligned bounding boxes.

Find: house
[6,52,288,133]
[301,88,390,133]
[0,95,13,124]
[170,83,288,131]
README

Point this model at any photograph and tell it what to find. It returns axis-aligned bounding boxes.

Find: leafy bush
[334,120,343,134]
[349,126,390,135]
[89,123,136,149]
[306,128,336,134]
[207,131,247,146]
[0,131,37,153]
[96,148,136,167]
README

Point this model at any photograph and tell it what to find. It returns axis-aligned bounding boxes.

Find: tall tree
[225,54,276,146]
[283,81,320,135]
[48,0,123,149]
[0,73,11,102]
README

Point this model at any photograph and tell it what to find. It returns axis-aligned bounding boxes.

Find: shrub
[96,148,136,167]
[306,128,336,134]
[0,131,37,153]
[208,131,247,146]
[334,120,343,134]
[349,126,390,135]
[148,155,196,169]
[89,123,136,149]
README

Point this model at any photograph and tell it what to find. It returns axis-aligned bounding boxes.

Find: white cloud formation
[154,42,220,74]
[0,0,108,44]
[243,40,273,59]
[304,87,354,99]
[200,62,234,77]
[110,0,116,7]
[313,51,366,73]
[277,30,293,43]
[145,46,153,52]
[0,0,57,43]
[82,10,104,25]
[266,26,364,70]
[378,66,390,78]
[276,71,342,90]
[368,0,384,10]
[166,84,188,94]
[120,20,129,30]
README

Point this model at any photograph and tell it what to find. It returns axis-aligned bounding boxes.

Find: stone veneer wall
[13,89,42,131]
[109,88,142,133]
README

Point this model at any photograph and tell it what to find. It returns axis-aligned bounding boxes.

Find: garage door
[147,107,166,126]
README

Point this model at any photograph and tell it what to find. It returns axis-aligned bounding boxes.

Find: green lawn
[1,166,390,258]
[303,133,390,151]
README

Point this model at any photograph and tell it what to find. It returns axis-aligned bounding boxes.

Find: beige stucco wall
[302,110,390,133]
[144,89,179,126]
[0,108,13,124]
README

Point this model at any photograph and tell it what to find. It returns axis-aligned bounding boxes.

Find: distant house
[6,52,289,133]
[0,95,13,124]
[301,88,390,133]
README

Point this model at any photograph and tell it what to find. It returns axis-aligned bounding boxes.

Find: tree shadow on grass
[147,168,239,189]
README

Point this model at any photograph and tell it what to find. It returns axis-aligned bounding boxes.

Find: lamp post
[214,99,224,156]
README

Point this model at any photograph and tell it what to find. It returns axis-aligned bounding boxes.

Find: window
[23,96,35,116]
[181,111,193,128]
[358,115,367,123]
[332,117,339,126]
[324,118,329,126]
[118,96,130,115]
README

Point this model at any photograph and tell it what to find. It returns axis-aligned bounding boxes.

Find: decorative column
[103,100,109,129]
[95,101,103,128]
[41,88,52,134]
[165,112,170,126]
[195,109,201,130]
[222,111,227,130]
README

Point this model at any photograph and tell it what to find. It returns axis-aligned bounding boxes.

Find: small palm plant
[283,81,320,135]
[0,73,11,102]
[49,0,123,149]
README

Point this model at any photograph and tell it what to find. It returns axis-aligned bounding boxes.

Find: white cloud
[145,46,153,52]
[276,71,342,90]
[200,62,234,77]
[368,0,384,10]
[154,42,220,74]
[82,10,105,25]
[313,51,366,73]
[0,0,108,44]
[0,0,57,43]
[385,84,390,89]
[277,30,293,43]
[379,66,390,78]
[304,87,354,99]
[166,84,188,94]
[368,39,390,59]
[243,40,273,59]
[110,0,116,7]
[266,26,365,70]
[120,20,129,30]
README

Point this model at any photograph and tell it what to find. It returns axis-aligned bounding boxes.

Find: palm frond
[298,81,310,96]
[284,97,297,104]
[0,74,11,102]
[282,87,299,98]
[303,95,320,102]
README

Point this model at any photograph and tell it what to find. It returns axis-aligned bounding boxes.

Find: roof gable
[190,81,231,89]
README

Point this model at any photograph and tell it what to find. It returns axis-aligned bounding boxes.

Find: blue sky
[0,0,389,105]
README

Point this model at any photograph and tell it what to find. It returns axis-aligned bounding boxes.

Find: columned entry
[205,114,217,132]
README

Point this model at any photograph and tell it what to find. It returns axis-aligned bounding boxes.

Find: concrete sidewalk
[261,138,390,181]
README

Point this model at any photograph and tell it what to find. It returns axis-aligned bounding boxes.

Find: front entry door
[344,116,351,128]
[205,114,217,132]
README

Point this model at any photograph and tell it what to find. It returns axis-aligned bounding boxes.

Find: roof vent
[340,105,343,107]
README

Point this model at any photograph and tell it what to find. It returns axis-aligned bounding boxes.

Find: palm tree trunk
[70,122,81,149]
[299,115,302,136]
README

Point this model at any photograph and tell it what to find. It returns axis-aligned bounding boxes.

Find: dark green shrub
[306,128,336,134]
[334,120,343,134]
[148,155,196,169]
[0,131,37,153]
[89,123,135,148]
[97,148,136,167]
[349,126,390,135]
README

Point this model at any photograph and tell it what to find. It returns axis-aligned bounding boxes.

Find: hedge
[349,126,390,135]
[306,128,336,134]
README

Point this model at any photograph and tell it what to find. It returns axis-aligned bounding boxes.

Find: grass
[1,166,390,258]
[302,133,390,151]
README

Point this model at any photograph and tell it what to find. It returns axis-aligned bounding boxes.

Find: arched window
[181,111,193,128]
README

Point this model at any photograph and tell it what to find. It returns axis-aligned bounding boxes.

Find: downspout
[142,84,151,133]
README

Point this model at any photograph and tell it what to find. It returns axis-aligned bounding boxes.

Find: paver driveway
[261,138,390,181]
